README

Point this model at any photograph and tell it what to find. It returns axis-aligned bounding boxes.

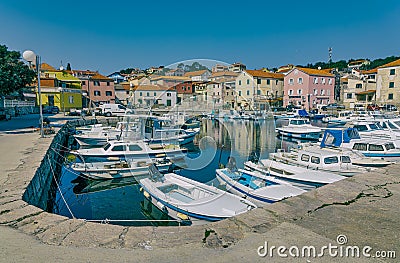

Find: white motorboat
[244,159,345,191]
[216,162,306,205]
[275,118,322,140]
[71,158,172,180]
[70,140,187,162]
[139,165,257,225]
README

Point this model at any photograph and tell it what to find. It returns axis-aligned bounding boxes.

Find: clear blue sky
[1,0,399,75]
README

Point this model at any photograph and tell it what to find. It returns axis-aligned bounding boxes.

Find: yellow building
[37,63,82,111]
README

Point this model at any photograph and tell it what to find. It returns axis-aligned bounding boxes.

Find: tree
[0,45,35,96]
[66,63,71,71]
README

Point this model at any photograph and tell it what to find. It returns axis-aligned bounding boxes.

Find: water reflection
[53,118,301,226]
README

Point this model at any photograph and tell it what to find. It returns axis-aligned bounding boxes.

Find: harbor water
[52,118,303,226]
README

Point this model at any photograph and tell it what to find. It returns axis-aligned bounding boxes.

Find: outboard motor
[226,156,238,173]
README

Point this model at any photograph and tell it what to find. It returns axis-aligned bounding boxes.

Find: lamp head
[22,50,36,64]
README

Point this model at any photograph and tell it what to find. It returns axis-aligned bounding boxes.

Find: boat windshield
[393,121,400,129]
[340,156,351,163]
[385,143,396,150]
[368,123,381,130]
[290,119,308,125]
[368,144,384,151]
[354,125,368,132]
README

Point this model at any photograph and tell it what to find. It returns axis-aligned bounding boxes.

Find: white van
[98,104,131,117]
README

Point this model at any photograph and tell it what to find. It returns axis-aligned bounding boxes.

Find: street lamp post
[23,50,44,138]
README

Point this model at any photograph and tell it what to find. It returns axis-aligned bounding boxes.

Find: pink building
[283,67,335,109]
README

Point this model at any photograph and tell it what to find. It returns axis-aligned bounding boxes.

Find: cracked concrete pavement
[0,115,399,262]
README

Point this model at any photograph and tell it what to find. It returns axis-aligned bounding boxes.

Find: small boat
[321,127,400,161]
[275,118,322,140]
[216,158,306,205]
[71,176,138,195]
[71,158,172,180]
[70,140,187,162]
[244,159,345,191]
[139,165,257,225]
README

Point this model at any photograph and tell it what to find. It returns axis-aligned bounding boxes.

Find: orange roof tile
[91,73,113,81]
[40,63,57,71]
[246,70,284,79]
[295,67,335,77]
[378,59,400,69]
[184,70,209,77]
[211,71,239,78]
[361,68,378,74]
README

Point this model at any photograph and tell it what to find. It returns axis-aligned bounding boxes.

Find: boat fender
[143,190,151,199]
[139,187,143,192]
[156,201,167,212]
[176,212,189,221]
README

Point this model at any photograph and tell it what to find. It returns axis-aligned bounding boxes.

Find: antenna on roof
[328,47,333,64]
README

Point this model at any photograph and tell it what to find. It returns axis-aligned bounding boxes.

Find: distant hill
[298,55,400,71]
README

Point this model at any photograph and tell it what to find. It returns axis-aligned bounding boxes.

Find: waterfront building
[212,64,229,72]
[229,62,246,73]
[107,72,126,84]
[283,67,335,110]
[184,70,211,81]
[37,63,82,111]
[209,71,239,109]
[235,70,284,110]
[376,59,400,107]
[150,75,190,88]
[132,84,177,108]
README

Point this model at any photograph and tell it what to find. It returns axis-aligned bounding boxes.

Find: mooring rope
[47,155,75,219]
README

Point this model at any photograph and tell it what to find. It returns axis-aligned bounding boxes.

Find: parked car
[366,104,380,111]
[380,104,397,111]
[321,103,345,111]
[353,104,366,111]
[42,106,60,114]
[97,103,132,117]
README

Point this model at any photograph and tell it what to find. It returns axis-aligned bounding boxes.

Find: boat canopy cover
[298,109,309,117]
[320,128,360,148]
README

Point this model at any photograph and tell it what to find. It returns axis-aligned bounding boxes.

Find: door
[48,95,54,106]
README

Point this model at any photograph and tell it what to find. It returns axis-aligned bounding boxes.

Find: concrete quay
[0,114,399,262]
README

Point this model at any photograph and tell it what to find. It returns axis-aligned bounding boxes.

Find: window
[246,79,250,85]
[257,90,261,95]
[356,83,362,89]
[328,79,332,85]
[94,90,101,96]
[324,156,338,164]
[257,78,261,84]
[129,145,143,151]
[167,92,171,97]
[313,77,318,84]
[321,89,325,95]
[239,91,242,96]
[267,79,270,85]
[389,82,395,88]
[327,90,331,95]
[93,81,100,86]
[313,89,317,95]
[139,92,142,96]
[297,89,302,95]
[239,80,242,85]
[353,143,367,151]
[298,78,303,84]
[146,92,150,96]
[246,90,250,96]
[276,80,279,85]
[107,82,110,86]
[82,81,86,85]
[153,92,156,96]
[300,154,310,162]
[111,145,126,151]
[167,99,172,106]
[347,93,353,99]
[227,92,229,96]
[321,78,326,84]
[385,143,395,150]
[68,96,74,104]
[289,78,294,85]
[368,144,384,151]
[341,156,351,163]
[289,90,293,95]
[388,93,394,100]
[106,91,112,96]
[311,156,320,164]
[126,91,129,95]
[390,69,395,75]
